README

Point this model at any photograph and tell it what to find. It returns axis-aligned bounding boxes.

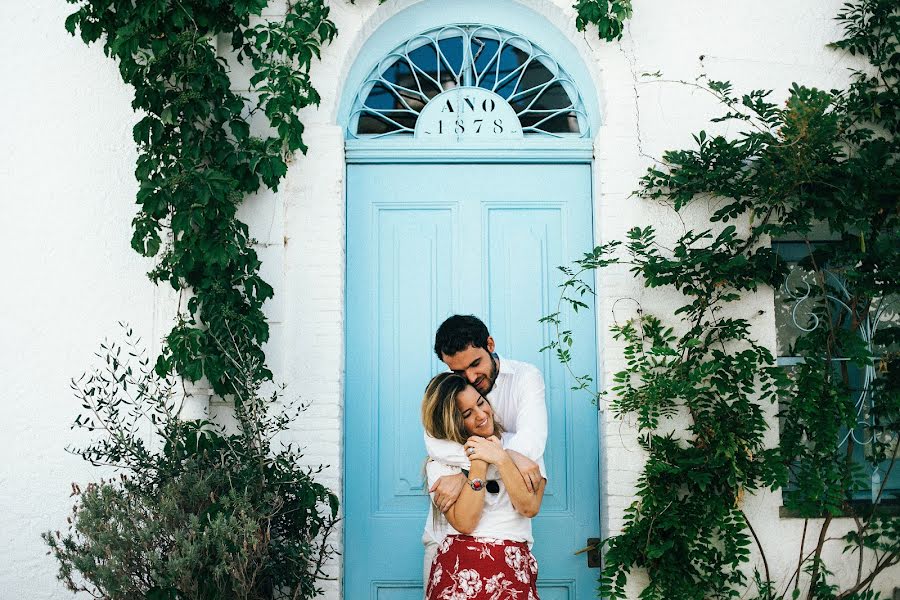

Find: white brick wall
[3,0,898,598]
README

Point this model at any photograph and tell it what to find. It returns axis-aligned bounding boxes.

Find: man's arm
[425,460,467,519]
[499,364,548,492]
[495,452,546,517]
[502,364,548,462]
[424,432,468,512]
[506,451,544,493]
[424,432,470,468]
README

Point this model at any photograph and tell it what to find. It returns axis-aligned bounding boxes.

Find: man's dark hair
[434,315,491,359]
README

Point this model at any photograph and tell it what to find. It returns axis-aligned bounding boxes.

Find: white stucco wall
[0,2,157,598]
[2,0,897,598]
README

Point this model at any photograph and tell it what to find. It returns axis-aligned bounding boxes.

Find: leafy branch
[574,0,633,42]
[64,0,337,397]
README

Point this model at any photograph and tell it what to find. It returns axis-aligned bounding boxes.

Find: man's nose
[465,369,478,383]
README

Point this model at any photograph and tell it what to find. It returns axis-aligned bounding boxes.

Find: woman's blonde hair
[421,372,503,443]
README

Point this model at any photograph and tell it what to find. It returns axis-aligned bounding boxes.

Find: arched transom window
[348,24,589,140]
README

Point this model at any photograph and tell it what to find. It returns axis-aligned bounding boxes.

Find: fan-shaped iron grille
[349,24,588,139]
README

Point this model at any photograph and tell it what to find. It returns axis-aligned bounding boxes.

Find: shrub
[44,326,338,600]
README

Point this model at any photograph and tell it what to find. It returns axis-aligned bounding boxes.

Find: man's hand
[429,472,466,513]
[507,450,541,493]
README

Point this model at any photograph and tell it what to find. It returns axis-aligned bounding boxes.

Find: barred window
[774,239,900,505]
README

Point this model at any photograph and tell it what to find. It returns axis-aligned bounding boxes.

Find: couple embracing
[421,315,547,599]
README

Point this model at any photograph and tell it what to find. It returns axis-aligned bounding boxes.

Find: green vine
[545,0,899,598]
[574,0,633,42]
[64,0,336,397]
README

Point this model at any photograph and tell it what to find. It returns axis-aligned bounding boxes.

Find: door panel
[486,206,568,513]
[375,206,453,513]
[345,163,599,599]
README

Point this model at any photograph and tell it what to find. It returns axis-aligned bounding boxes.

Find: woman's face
[455,385,495,438]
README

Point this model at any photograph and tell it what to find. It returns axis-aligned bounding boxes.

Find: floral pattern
[427,535,539,600]
[503,546,531,584]
[429,563,443,595]
[439,535,455,554]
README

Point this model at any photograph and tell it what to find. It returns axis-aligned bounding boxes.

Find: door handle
[574,538,602,568]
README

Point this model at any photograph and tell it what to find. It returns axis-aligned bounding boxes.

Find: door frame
[338,0,604,595]
[342,159,601,598]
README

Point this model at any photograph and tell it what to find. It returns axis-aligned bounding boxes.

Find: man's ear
[486,336,495,353]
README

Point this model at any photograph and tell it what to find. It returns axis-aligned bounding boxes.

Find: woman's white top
[423,434,543,546]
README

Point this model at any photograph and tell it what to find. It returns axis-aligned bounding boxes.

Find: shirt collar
[488,355,514,399]
[495,354,515,376]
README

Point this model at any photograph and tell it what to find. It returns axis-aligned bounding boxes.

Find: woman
[421,372,546,600]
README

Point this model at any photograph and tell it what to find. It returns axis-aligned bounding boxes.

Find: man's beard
[482,353,499,395]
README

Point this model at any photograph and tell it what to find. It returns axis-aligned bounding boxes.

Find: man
[423,314,548,582]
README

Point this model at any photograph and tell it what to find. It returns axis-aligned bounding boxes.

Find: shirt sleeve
[425,460,462,502]
[424,431,470,468]
[502,363,548,462]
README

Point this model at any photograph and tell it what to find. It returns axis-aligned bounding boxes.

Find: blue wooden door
[345,162,600,599]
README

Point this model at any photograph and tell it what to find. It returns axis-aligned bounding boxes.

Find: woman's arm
[465,436,546,518]
[443,459,488,534]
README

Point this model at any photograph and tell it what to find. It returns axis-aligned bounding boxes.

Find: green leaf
[229,119,250,141]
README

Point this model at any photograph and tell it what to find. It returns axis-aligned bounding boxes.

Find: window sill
[780,500,900,519]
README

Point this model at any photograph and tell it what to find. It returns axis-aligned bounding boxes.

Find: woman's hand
[464,435,508,466]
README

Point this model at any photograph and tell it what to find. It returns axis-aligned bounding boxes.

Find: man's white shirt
[422,356,548,545]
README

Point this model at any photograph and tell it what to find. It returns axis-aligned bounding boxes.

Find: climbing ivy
[545,0,899,598]
[64,0,336,397]
[574,0,633,42]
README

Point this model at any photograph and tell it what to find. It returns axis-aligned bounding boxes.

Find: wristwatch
[468,478,486,491]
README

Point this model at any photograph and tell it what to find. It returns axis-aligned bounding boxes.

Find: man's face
[441,337,498,395]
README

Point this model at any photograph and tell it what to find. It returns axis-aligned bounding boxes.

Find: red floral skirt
[426,535,539,600]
